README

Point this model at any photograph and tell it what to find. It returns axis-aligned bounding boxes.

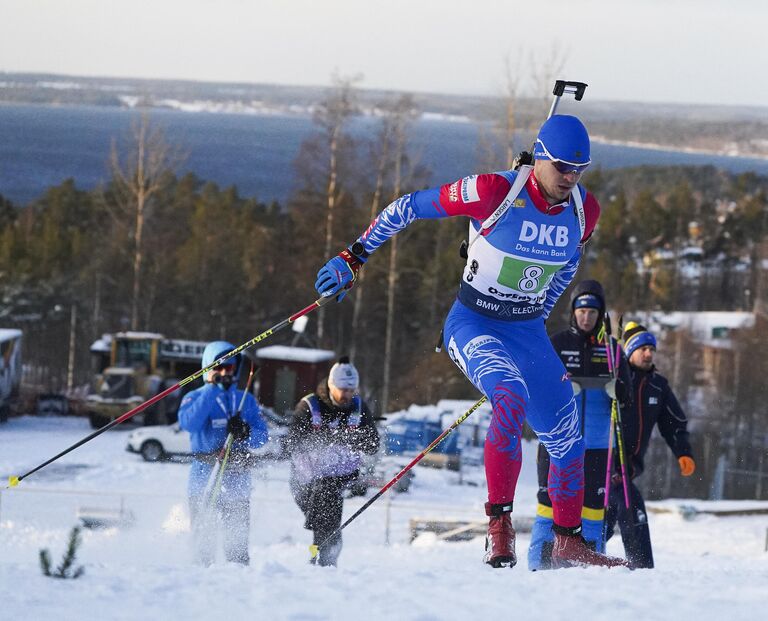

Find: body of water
[1,103,767,207]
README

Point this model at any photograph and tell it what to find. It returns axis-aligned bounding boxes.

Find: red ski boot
[484,502,516,568]
[551,524,630,569]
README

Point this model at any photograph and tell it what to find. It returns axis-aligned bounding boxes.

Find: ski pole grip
[604,311,613,338]
[548,80,588,118]
[553,80,588,100]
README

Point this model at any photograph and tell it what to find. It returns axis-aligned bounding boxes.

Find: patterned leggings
[444,300,585,527]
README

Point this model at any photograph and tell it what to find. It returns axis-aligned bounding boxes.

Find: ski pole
[598,317,624,547]
[205,436,234,508]
[602,402,616,548]
[7,296,333,489]
[602,314,625,519]
[601,313,631,508]
[309,396,487,562]
[612,315,631,509]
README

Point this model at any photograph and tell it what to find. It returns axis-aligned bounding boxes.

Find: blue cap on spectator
[573,293,602,311]
[623,323,657,358]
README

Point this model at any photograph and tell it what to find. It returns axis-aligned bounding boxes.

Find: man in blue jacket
[605,323,695,568]
[178,340,269,565]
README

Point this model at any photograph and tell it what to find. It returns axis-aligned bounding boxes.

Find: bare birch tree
[348,115,392,363]
[380,96,419,415]
[313,74,361,342]
[106,114,184,330]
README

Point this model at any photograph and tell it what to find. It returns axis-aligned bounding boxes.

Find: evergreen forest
[2,82,767,499]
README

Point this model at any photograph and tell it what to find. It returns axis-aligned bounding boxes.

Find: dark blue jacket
[624,365,693,477]
[287,381,379,485]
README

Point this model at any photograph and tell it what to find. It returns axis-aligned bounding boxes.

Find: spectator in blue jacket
[605,323,695,568]
[178,340,268,565]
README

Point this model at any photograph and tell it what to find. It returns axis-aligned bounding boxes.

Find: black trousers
[290,473,356,566]
[605,479,654,568]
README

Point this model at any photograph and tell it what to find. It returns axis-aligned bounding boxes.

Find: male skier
[316,115,628,569]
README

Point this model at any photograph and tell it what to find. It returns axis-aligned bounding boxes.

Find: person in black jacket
[605,322,695,568]
[287,357,380,567]
[528,279,633,569]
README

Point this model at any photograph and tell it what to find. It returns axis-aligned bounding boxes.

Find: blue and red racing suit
[357,168,599,528]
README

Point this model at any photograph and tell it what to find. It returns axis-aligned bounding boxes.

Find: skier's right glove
[315,242,368,302]
[227,415,251,441]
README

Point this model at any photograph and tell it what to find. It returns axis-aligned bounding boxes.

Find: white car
[126,423,286,462]
[126,423,192,462]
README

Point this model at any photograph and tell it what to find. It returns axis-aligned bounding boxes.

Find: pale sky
[1,0,766,107]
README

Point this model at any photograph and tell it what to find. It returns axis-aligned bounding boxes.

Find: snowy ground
[1,415,766,621]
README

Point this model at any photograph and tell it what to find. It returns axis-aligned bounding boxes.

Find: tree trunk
[381,125,406,415]
[131,189,145,330]
[317,125,340,344]
[382,236,399,415]
[350,126,391,363]
[130,123,147,330]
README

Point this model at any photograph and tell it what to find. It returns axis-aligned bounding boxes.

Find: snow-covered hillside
[1,415,766,621]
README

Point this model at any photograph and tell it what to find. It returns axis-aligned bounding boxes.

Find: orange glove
[678,456,696,477]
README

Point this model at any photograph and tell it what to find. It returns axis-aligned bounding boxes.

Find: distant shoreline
[590,135,768,162]
[4,97,766,162]
[2,101,767,207]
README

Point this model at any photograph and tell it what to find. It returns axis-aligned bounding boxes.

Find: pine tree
[39,526,85,579]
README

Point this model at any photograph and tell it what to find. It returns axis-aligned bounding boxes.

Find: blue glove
[315,245,367,301]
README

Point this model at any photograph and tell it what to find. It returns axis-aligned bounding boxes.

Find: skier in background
[178,340,268,565]
[605,323,695,568]
[528,280,633,569]
[314,115,629,569]
[287,357,380,567]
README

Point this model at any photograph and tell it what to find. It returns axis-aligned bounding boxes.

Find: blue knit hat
[623,322,657,359]
[573,293,603,310]
[534,114,591,167]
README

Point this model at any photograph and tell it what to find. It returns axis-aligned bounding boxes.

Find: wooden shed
[255,345,336,417]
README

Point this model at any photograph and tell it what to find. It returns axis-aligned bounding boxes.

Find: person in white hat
[286,356,379,566]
